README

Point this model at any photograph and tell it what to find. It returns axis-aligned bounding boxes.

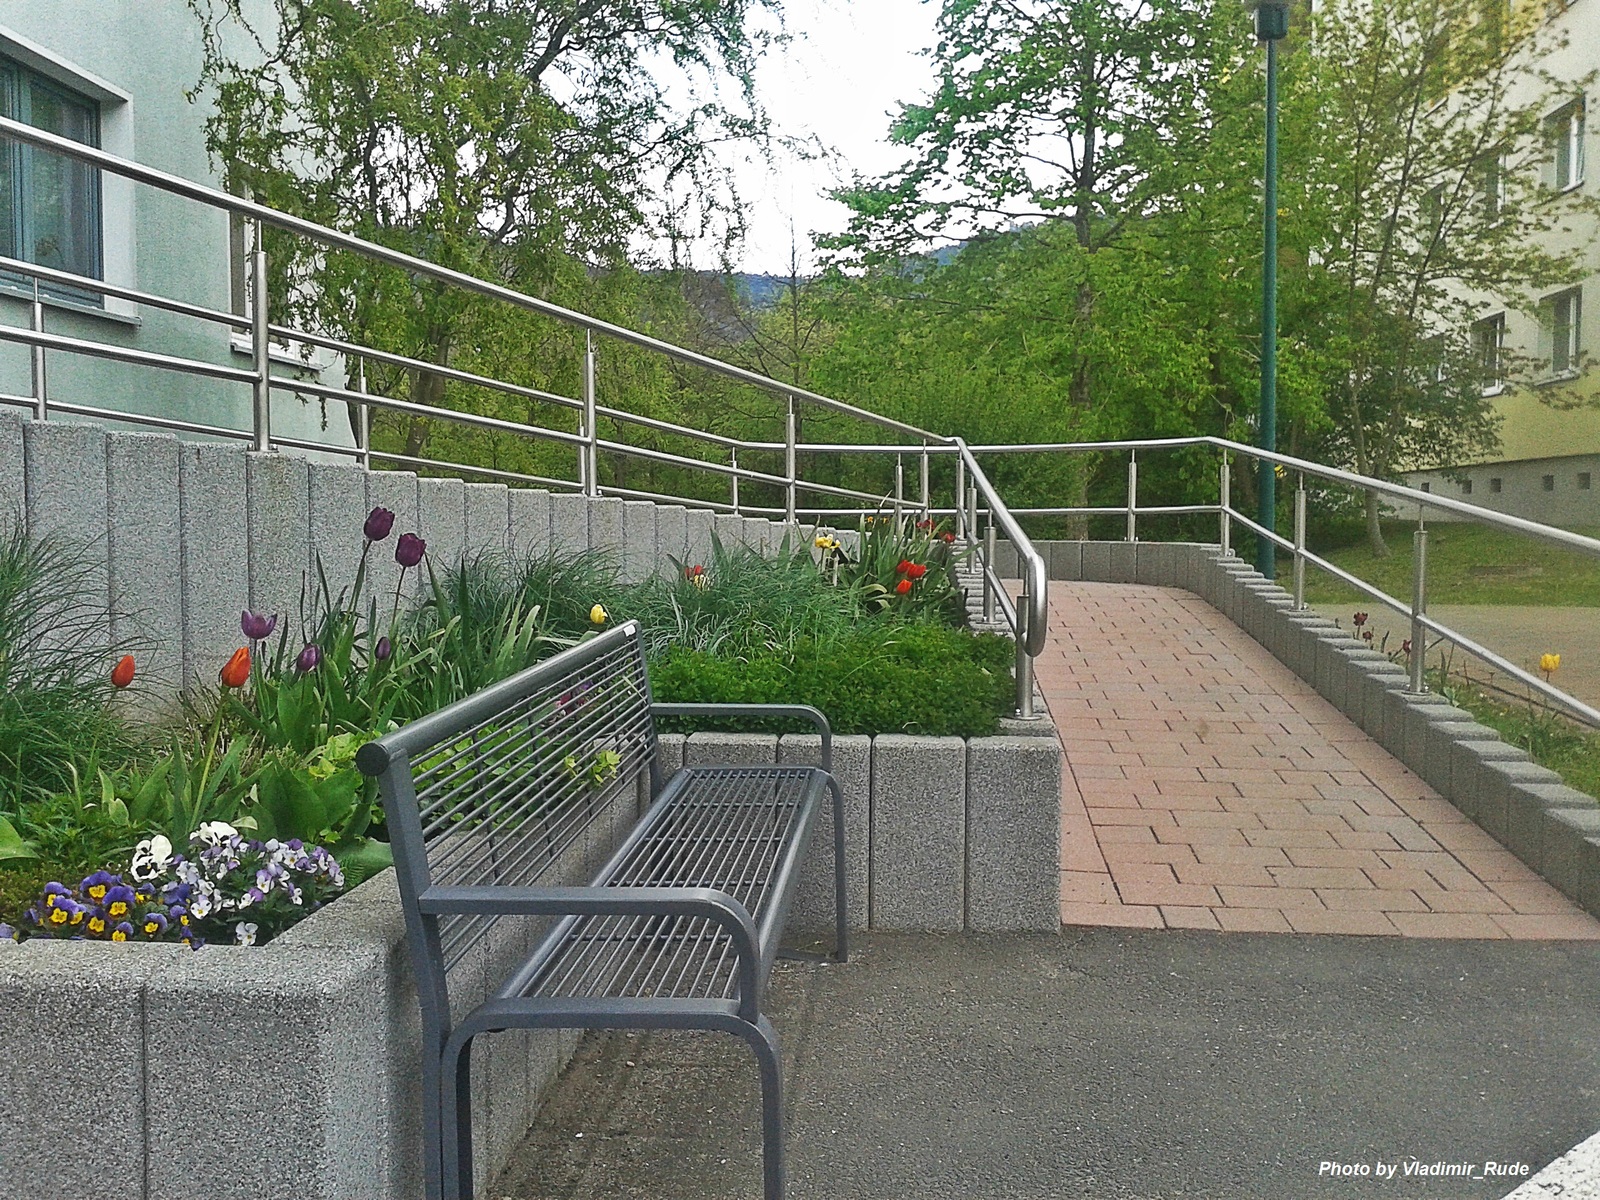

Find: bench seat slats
[510,764,827,1004]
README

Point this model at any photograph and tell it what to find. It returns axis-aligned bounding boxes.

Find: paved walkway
[500,931,1600,1199]
[1038,582,1600,939]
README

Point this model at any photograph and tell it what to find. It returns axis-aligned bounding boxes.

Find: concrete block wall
[1012,539,1600,923]
[664,729,1061,935]
[7,421,786,697]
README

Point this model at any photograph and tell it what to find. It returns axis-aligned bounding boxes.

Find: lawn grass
[1292,520,1600,608]
[1442,677,1600,803]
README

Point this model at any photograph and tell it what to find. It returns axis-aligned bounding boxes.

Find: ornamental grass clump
[0,526,142,810]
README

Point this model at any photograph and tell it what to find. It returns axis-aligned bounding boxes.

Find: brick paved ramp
[1043,583,1600,939]
[495,931,1600,1200]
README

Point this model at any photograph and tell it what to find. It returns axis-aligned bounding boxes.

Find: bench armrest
[417,885,765,1018]
[651,702,832,772]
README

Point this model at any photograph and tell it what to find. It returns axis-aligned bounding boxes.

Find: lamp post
[1246,0,1288,579]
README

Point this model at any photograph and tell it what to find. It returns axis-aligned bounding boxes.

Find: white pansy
[192,821,239,846]
[234,922,259,947]
[130,834,175,882]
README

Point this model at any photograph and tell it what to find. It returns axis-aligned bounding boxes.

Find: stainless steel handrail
[0,115,1051,716]
[0,115,946,444]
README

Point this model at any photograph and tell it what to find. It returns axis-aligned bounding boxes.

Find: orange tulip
[110,655,135,689]
[219,646,251,689]
[895,578,913,595]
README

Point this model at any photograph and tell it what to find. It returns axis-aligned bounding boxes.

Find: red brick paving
[1042,582,1600,940]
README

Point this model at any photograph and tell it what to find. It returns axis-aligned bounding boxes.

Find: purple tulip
[240,610,278,641]
[395,533,426,568]
[295,643,322,674]
[363,506,396,542]
[375,636,392,662]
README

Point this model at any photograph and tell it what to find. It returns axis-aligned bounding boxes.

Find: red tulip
[895,560,910,575]
[907,563,927,580]
[895,578,913,595]
[941,532,955,543]
[219,647,251,689]
[110,655,135,689]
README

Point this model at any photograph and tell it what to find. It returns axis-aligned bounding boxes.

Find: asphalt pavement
[494,929,1600,1200]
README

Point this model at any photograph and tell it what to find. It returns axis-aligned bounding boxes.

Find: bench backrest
[357,621,657,981]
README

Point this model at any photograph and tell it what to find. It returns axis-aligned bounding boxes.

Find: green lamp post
[1246,0,1289,578]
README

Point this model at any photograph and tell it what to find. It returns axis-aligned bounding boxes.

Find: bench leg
[739,1014,786,1200]
[439,1032,477,1200]
[828,776,849,963]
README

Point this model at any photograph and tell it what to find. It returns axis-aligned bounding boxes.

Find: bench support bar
[439,1000,784,1200]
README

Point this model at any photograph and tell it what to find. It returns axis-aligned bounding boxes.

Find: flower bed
[0,505,1013,944]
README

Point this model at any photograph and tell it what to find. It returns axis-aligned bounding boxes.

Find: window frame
[1540,285,1583,381]
[0,52,103,303]
[1546,97,1587,192]
[1472,312,1506,396]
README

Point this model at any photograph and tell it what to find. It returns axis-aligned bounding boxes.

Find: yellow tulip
[1540,653,1561,675]
[590,604,608,626]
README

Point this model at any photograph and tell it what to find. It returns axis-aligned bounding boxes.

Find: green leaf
[0,814,38,862]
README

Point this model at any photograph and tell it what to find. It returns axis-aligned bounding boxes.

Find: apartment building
[0,2,349,449]
[1404,0,1598,524]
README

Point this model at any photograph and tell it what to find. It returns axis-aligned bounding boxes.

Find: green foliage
[651,624,1015,738]
[401,555,576,718]
[627,533,861,658]
[0,527,141,812]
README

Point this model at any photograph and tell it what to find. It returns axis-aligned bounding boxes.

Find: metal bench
[355,619,847,1200]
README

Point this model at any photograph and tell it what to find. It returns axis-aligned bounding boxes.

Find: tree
[1278,0,1598,554]
[186,0,779,479]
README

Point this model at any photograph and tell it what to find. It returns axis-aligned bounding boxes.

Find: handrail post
[1292,477,1307,610]
[1126,450,1138,543]
[582,331,598,496]
[1015,597,1035,719]
[983,522,997,623]
[1409,526,1429,694]
[920,447,930,516]
[30,278,46,420]
[955,453,966,538]
[967,483,979,546]
[1219,454,1232,557]
[355,359,371,471]
[250,222,271,451]
[894,454,904,526]
[784,395,797,526]
[730,446,741,514]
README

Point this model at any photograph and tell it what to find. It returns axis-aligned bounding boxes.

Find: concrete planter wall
[1005,539,1600,922]
[0,411,797,700]
[0,728,1059,1200]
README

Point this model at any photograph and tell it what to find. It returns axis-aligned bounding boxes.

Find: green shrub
[651,624,1015,737]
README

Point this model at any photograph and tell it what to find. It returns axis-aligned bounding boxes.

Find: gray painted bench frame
[356,621,848,1200]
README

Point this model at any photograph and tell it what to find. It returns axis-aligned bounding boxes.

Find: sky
[722,0,941,276]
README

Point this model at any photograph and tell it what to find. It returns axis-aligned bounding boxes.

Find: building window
[0,56,102,293]
[1420,481,1432,493]
[1490,477,1503,493]
[1547,98,1586,191]
[1543,474,1557,491]
[1472,313,1505,394]
[1542,286,1582,377]
[1461,478,1473,495]
[1581,472,1593,490]
[1476,154,1504,222]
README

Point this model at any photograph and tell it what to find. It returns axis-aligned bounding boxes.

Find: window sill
[1535,369,1581,387]
[228,332,332,373]
[1480,383,1506,397]
[0,282,141,327]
